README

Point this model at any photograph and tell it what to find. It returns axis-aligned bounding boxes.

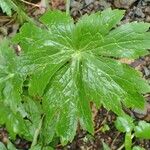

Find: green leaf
[7,140,17,150]
[102,141,111,150]
[30,144,42,150]
[0,102,28,139]
[115,116,134,133]
[98,22,150,58]
[0,40,28,139]
[73,8,125,50]
[101,124,110,133]
[23,96,42,140]
[0,0,13,16]
[0,142,7,150]
[12,8,150,144]
[30,145,54,150]
[134,121,150,139]
[42,63,81,145]
[132,146,145,150]
[77,8,125,35]
[30,144,54,150]
[42,146,54,150]
[0,39,24,110]
[39,10,74,27]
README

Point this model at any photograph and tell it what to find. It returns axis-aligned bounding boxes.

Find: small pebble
[99,0,111,8]
[135,7,145,18]
[85,0,94,5]
[0,27,8,36]
[143,66,150,77]
[114,0,137,9]
[146,16,150,22]
[145,6,150,15]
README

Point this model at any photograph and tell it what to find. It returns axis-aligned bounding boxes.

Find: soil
[0,0,150,150]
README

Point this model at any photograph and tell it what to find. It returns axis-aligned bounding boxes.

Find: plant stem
[117,134,134,150]
[66,0,70,15]
[31,115,44,148]
[45,0,50,9]
[0,74,14,83]
[11,0,36,24]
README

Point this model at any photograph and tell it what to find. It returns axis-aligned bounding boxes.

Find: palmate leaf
[13,9,150,144]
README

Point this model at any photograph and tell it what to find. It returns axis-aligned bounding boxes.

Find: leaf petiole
[0,73,14,83]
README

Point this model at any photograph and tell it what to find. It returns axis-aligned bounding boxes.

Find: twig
[56,144,62,148]
[111,132,121,148]
[117,143,124,150]
[94,116,107,134]
[20,0,40,8]
[5,16,15,26]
